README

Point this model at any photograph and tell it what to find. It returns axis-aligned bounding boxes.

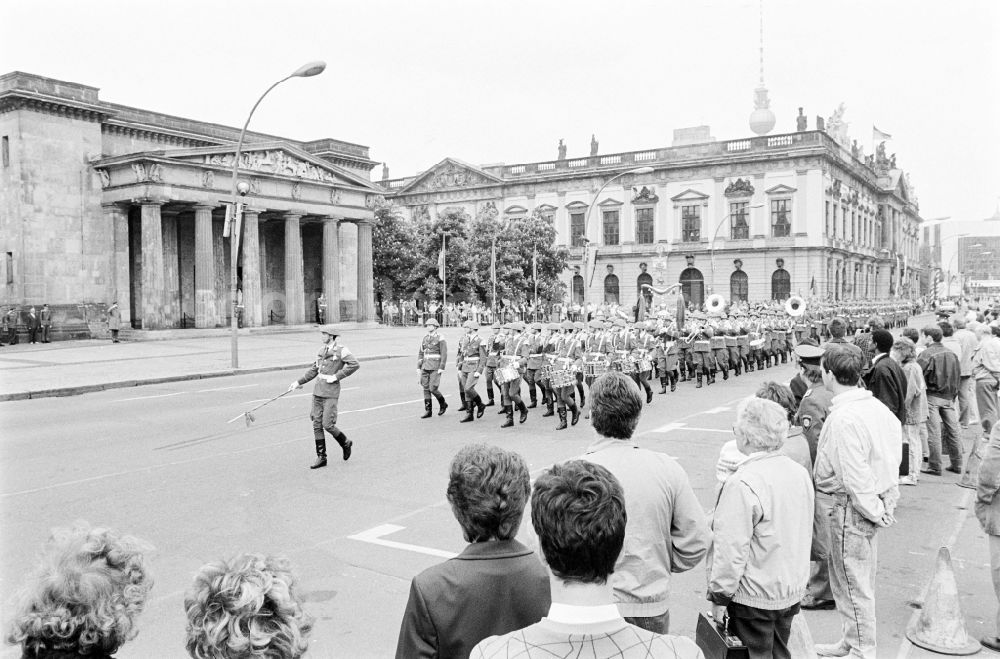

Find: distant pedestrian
[40,304,52,343]
[288,325,359,469]
[107,302,121,343]
[26,306,40,344]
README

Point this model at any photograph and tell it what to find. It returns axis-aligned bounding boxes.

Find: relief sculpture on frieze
[203,150,338,183]
[414,163,490,192]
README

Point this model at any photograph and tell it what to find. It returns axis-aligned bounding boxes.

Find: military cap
[425,317,440,327]
[319,325,340,336]
[529,321,544,331]
[573,321,586,330]
[613,317,627,328]
[510,321,526,332]
[491,321,502,329]
[501,322,512,330]
[561,320,575,331]
[645,320,658,331]
[463,320,478,330]
[588,319,604,330]
[794,342,825,365]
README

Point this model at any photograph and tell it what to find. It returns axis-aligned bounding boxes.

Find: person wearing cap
[687,314,713,388]
[631,321,656,404]
[523,322,550,412]
[418,318,449,419]
[655,324,680,393]
[572,321,588,407]
[790,338,819,407]
[793,341,836,611]
[457,321,488,423]
[288,325,360,469]
[483,322,505,408]
[499,321,530,428]
[107,301,121,344]
[551,320,581,430]
[538,323,562,419]
[39,303,52,343]
[582,319,611,419]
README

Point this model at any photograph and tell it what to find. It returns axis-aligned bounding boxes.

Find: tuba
[706,294,726,316]
[785,295,806,317]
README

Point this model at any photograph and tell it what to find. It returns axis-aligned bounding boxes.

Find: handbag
[695,612,749,659]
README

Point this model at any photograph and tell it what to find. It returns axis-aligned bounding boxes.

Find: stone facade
[0,71,380,338]
[379,133,924,309]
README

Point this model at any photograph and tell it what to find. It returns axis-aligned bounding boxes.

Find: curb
[0,354,404,402]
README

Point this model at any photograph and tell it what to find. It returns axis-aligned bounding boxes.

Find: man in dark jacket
[918,324,963,476]
[865,329,907,423]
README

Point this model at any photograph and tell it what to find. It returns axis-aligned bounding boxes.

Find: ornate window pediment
[566,200,589,210]
[670,188,709,203]
[631,185,659,204]
[765,184,797,195]
[724,178,755,197]
[535,203,558,213]
[505,205,529,215]
[598,198,624,207]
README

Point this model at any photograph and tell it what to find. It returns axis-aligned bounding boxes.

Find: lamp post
[580,166,654,312]
[227,61,325,368]
[708,204,763,293]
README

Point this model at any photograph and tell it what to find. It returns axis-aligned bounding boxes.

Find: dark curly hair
[446,444,531,542]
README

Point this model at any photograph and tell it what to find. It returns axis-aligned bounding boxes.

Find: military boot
[556,409,568,430]
[746,357,754,372]
[542,399,555,417]
[458,390,468,412]
[310,439,328,469]
[528,393,538,409]
[734,360,742,377]
[696,370,703,388]
[500,406,514,428]
[517,401,529,424]
[420,399,433,419]
[707,368,716,385]
[435,393,448,416]
[570,403,581,426]
[485,390,495,407]
[460,405,475,423]
[660,377,668,394]
[577,384,586,408]
[781,351,788,364]
[722,367,729,381]
[474,393,487,418]
[669,372,677,392]
[644,383,653,404]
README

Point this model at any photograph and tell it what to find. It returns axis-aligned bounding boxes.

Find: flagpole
[442,233,447,326]
[533,244,538,321]
[491,238,497,324]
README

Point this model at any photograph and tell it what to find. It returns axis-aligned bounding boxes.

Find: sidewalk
[0,324,461,402]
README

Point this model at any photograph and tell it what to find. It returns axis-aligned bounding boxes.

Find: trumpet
[785,295,806,317]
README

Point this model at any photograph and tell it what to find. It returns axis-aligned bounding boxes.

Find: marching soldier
[552,319,582,430]
[582,319,611,418]
[678,318,693,382]
[523,322,548,410]
[499,321,530,428]
[538,322,561,418]
[417,317,448,418]
[457,320,488,422]
[737,315,751,373]
[288,325,359,469]
[724,317,741,377]
[657,324,680,392]
[572,321,588,407]
[709,317,729,382]
[631,321,656,403]
[688,313,713,387]
[483,321,504,407]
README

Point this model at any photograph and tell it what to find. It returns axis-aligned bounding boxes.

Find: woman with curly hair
[184,553,313,659]
[6,522,154,659]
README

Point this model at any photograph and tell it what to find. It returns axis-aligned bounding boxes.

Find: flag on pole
[809,275,817,297]
[490,242,497,286]
[873,125,892,143]
[532,247,537,284]
[438,242,446,281]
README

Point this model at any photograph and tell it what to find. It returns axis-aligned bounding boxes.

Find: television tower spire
[749,0,776,135]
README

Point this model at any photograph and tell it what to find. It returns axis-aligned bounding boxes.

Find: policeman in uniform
[289,325,360,469]
[483,321,504,407]
[417,317,448,418]
[499,321,530,428]
[457,320,487,422]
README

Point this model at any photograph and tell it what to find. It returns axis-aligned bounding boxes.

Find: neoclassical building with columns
[0,71,380,336]
[378,121,924,309]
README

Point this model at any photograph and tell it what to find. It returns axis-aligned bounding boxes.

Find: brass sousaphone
[706,293,726,317]
[785,295,806,317]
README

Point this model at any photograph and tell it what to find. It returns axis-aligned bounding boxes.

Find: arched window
[604,274,620,304]
[730,270,749,302]
[572,275,584,304]
[771,268,791,301]
[637,272,653,305]
[679,267,705,307]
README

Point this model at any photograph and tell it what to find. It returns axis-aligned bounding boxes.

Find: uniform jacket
[795,384,834,465]
[418,333,448,371]
[458,333,486,374]
[864,353,908,423]
[502,333,530,370]
[297,342,360,398]
[525,334,546,370]
[395,540,550,659]
[485,333,505,368]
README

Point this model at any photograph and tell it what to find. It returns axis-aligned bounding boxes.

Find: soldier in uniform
[792,341,837,610]
[656,324,680,393]
[736,314,751,373]
[582,319,611,418]
[687,313,712,388]
[523,322,549,410]
[288,325,360,469]
[417,318,448,418]
[631,321,656,403]
[552,319,582,430]
[499,321,530,428]
[457,320,488,422]
[709,317,729,382]
[483,321,504,407]
[538,322,562,418]
[572,320,588,407]
[678,318,694,382]
[724,317,741,377]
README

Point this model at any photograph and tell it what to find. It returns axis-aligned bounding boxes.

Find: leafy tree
[406,206,477,304]
[372,200,417,308]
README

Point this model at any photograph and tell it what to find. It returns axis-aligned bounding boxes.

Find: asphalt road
[1,350,995,658]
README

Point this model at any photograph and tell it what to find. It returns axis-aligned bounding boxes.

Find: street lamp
[580,166,654,312]
[227,60,326,368]
[708,204,763,293]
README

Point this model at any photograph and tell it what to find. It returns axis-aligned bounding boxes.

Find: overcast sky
[5,0,998,225]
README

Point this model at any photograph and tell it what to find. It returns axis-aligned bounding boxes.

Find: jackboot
[746,357,754,372]
[734,361,742,377]
[458,390,468,412]
[660,377,668,394]
[310,439,328,469]
[679,368,688,383]
[644,384,653,404]
[500,405,514,428]
[475,393,487,418]
[517,401,529,424]
[669,372,677,392]
[460,405,475,422]
[781,352,788,364]
[421,398,433,419]
[570,403,581,426]
[707,368,716,385]
[435,393,448,416]
[722,367,729,381]
[542,401,554,417]
[696,370,703,388]
[577,384,586,408]
[556,409,567,430]
[528,396,538,409]
[757,358,765,371]
[485,392,495,407]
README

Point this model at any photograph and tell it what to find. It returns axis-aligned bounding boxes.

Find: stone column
[194,205,217,328]
[322,216,341,323]
[104,203,132,327]
[162,210,181,327]
[356,219,375,322]
[140,201,164,329]
[284,213,305,324]
[242,209,263,327]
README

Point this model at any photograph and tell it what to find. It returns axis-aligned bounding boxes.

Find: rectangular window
[771,199,791,237]
[730,201,749,239]
[570,212,585,247]
[635,207,654,244]
[1,136,8,168]
[602,210,619,246]
[682,205,701,242]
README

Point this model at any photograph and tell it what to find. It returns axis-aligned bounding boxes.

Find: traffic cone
[905,546,981,655]
[958,438,985,489]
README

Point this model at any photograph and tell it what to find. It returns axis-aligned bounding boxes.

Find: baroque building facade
[379,126,923,310]
[0,72,381,337]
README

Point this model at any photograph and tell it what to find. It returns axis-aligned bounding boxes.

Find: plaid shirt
[854,332,876,370]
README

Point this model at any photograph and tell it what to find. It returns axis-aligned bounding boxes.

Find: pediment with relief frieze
[398,158,502,194]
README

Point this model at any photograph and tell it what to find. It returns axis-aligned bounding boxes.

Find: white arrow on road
[347,524,458,559]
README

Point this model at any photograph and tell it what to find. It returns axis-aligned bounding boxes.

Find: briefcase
[695,612,749,659]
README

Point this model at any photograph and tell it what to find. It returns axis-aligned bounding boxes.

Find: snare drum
[619,359,635,374]
[550,369,576,388]
[539,364,553,381]
[638,358,653,373]
[583,361,608,377]
[496,365,520,384]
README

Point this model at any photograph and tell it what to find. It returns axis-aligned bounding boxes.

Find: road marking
[677,426,732,434]
[347,524,458,559]
[196,384,259,392]
[245,387,359,404]
[704,406,731,414]
[340,399,423,414]
[647,422,687,434]
[894,488,972,659]
[113,392,185,402]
